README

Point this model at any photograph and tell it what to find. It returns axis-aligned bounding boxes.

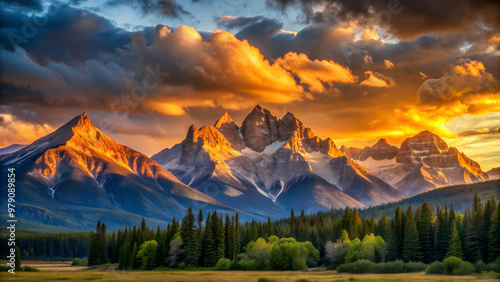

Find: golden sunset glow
[0,0,499,172]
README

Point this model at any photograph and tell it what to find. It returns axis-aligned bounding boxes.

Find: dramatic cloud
[359,71,395,87]
[105,0,188,17]
[395,60,500,138]
[266,0,500,40]
[0,1,499,169]
[417,59,498,106]
[0,113,54,147]
[457,127,499,137]
[384,59,394,69]
[275,52,356,92]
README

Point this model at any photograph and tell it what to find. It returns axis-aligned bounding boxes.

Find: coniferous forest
[2,193,500,273]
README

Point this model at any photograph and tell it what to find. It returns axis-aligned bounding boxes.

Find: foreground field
[1,270,496,281]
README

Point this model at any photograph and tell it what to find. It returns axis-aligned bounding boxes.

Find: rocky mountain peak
[374,138,388,147]
[214,112,235,128]
[186,125,199,143]
[240,105,279,152]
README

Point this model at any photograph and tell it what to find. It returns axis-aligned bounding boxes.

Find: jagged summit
[214,112,235,128]
[374,138,389,146]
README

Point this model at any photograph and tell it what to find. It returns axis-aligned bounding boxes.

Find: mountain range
[342,131,489,196]
[0,105,493,230]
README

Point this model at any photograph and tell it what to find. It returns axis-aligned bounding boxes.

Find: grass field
[1,261,498,281]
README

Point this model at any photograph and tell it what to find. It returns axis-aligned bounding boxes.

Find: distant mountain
[0,144,26,156]
[360,179,500,219]
[487,168,500,180]
[342,131,489,197]
[0,113,238,231]
[153,105,403,211]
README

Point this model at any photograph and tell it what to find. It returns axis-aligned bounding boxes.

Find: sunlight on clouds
[0,113,54,147]
[360,71,395,87]
[276,52,356,92]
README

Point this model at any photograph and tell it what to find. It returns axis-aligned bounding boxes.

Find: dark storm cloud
[266,0,500,40]
[0,0,43,11]
[105,0,189,17]
[0,5,133,64]
[217,16,266,29]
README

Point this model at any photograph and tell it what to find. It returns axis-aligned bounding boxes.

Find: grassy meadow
[1,261,498,281]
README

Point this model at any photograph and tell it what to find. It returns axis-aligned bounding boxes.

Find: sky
[0,0,499,170]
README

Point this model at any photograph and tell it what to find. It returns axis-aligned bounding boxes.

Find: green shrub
[426,261,446,274]
[475,260,500,273]
[237,259,260,270]
[337,260,428,274]
[425,257,475,275]
[258,278,274,282]
[443,256,463,273]
[295,279,311,282]
[0,265,11,272]
[404,261,427,273]
[22,266,39,272]
[452,261,475,275]
[215,258,232,271]
[71,257,88,266]
[337,259,375,273]
[177,262,186,269]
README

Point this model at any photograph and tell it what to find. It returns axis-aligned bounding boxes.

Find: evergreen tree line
[0,232,89,260]
[89,193,499,268]
[3,192,498,268]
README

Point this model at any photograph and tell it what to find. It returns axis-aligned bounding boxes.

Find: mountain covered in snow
[0,113,240,231]
[342,131,489,197]
[152,105,404,211]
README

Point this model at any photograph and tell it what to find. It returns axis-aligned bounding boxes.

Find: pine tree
[417,202,435,263]
[446,220,464,259]
[436,208,449,260]
[14,247,21,270]
[203,212,217,267]
[376,212,388,239]
[198,209,204,230]
[129,242,138,269]
[224,214,231,258]
[393,206,404,259]
[266,217,274,238]
[180,207,199,266]
[290,209,296,237]
[403,205,421,262]
[488,199,500,262]
[215,213,225,260]
[119,237,132,269]
[234,213,241,256]
[482,198,494,261]
[467,193,483,261]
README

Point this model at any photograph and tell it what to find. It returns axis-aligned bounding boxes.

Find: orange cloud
[418,59,497,105]
[275,52,356,92]
[0,113,54,147]
[359,71,395,87]
[384,60,394,69]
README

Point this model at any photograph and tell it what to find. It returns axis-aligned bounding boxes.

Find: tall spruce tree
[488,199,500,262]
[234,213,241,256]
[203,212,217,266]
[417,202,435,263]
[403,205,421,262]
[180,207,199,266]
[467,193,483,261]
[446,220,464,259]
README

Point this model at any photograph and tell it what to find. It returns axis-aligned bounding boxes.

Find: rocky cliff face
[153,105,404,211]
[342,130,489,196]
[487,168,500,180]
[3,113,238,230]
